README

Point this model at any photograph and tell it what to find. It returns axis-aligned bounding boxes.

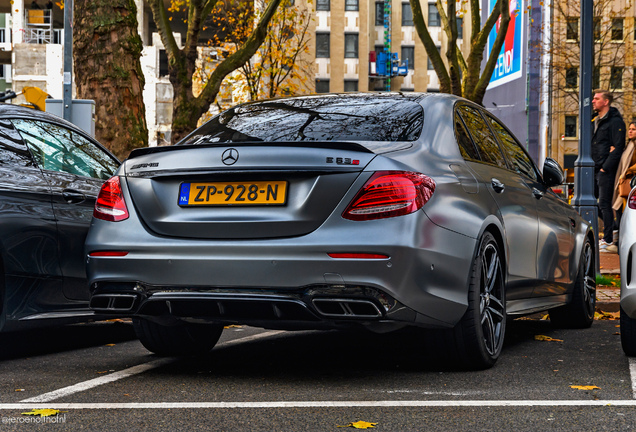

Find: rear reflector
[328,253,390,259]
[343,171,435,221]
[88,251,129,257]
[94,176,129,222]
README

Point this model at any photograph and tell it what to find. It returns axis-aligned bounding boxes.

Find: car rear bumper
[86,206,478,329]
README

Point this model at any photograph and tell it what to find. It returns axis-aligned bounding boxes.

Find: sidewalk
[598,251,620,312]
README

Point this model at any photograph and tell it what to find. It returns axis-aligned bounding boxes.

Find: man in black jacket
[591,90,625,250]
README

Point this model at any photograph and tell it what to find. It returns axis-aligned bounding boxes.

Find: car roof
[0,102,80,129]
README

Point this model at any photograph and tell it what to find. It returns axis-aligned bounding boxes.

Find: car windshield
[179,96,424,147]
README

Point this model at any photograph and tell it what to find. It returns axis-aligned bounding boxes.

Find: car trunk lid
[124,143,375,239]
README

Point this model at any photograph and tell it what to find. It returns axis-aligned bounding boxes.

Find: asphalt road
[0,317,635,431]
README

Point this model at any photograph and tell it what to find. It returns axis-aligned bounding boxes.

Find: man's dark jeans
[595,170,615,244]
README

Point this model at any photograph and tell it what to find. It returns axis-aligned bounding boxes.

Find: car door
[456,104,539,300]
[485,115,575,295]
[12,119,120,301]
[0,119,68,323]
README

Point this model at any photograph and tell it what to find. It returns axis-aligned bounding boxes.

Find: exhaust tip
[312,298,382,318]
[90,294,137,311]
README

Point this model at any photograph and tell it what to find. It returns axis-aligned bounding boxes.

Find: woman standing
[612,122,636,251]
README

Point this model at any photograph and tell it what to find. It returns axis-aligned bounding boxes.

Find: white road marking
[630,357,636,399]
[19,330,288,403]
[2,400,636,410]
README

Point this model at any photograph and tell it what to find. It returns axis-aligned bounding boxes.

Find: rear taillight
[94,176,129,222]
[343,171,435,221]
[629,189,636,209]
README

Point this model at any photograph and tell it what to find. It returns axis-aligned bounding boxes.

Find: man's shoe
[604,244,618,254]
[599,239,613,251]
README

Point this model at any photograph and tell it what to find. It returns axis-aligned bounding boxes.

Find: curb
[596,301,619,312]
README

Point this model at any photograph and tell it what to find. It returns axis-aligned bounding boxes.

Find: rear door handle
[532,188,544,199]
[491,178,505,193]
[62,189,86,204]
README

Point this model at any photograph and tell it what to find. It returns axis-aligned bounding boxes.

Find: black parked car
[0,104,119,332]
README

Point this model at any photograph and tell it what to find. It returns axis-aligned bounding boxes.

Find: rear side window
[457,105,507,169]
[180,96,424,147]
[0,120,34,168]
[454,114,479,161]
[12,120,119,180]
[488,116,539,181]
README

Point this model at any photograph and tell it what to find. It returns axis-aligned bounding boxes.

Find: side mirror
[543,157,565,187]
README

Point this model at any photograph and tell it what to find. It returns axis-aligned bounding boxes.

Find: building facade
[550,4,636,185]
[312,0,468,93]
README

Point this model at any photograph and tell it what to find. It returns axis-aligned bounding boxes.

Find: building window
[457,17,463,39]
[565,67,578,89]
[401,46,414,70]
[345,0,358,11]
[612,18,624,40]
[344,80,358,92]
[611,66,623,89]
[564,116,577,138]
[593,17,601,41]
[402,3,413,26]
[345,33,359,58]
[593,66,600,89]
[159,50,169,77]
[427,46,440,70]
[0,66,4,80]
[566,17,578,40]
[315,79,330,93]
[375,2,384,25]
[317,0,330,11]
[428,4,440,27]
[316,33,330,58]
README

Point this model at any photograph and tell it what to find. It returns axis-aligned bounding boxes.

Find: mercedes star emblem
[222,148,239,166]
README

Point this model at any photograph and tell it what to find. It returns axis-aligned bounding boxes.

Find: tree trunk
[74,0,148,160]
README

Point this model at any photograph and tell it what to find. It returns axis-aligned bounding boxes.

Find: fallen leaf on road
[614,332,621,335]
[595,311,620,320]
[570,385,600,390]
[104,344,116,346]
[535,335,563,342]
[106,319,125,323]
[14,389,24,392]
[22,409,64,417]
[541,314,549,320]
[224,325,242,328]
[337,421,378,429]
[96,371,108,374]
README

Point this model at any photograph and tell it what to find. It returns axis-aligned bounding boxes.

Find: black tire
[133,318,223,356]
[549,238,596,329]
[429,232,506,370]
[621,306,636,356]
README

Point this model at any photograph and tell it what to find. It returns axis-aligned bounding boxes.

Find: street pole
[571,0,598,273]
[63,0,73,121]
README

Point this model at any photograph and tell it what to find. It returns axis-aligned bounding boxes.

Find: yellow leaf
[535,335,563,342]
[96,371,108,374]
[338,421,378,429]
[595,311,620,320]
[22,409,63,417]
[570,385,600,390]
[14,389,24,392]
[105,344,116,346]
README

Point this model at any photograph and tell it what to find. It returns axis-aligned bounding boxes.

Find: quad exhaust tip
[311,298,382,318]
[90,294,137,311]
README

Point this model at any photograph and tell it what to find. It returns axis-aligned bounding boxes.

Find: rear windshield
[179,96,424,146]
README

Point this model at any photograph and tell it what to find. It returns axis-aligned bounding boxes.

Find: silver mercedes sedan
[85,93,595,369]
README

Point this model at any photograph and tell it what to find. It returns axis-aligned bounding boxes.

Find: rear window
[179,96,424,147]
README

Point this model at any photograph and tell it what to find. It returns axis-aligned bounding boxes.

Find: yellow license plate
[178,181,287,206]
